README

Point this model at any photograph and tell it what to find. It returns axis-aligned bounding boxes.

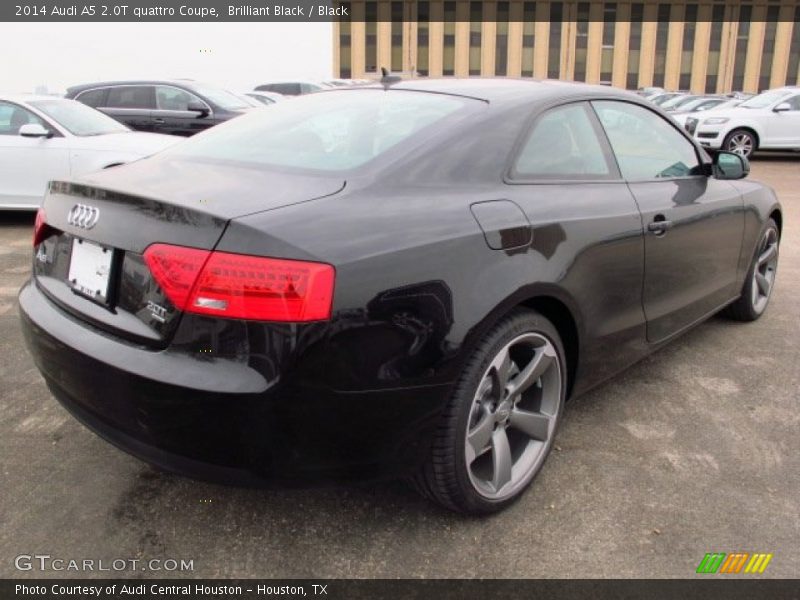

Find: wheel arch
[463,287,583,400]
[769,207,782,236]
[726,125,761,149]
[518,296,580,400]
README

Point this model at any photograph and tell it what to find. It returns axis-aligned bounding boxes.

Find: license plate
[67,238,113,302]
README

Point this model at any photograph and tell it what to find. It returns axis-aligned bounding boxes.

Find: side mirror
[19,123,52,138]
[187,100,210,118]
[713,151,749,180]
[773,102,791,113]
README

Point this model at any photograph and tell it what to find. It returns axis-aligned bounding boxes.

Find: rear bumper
[19,280,450,485]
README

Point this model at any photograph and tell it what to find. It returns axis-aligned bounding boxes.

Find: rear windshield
[168,89,472,171]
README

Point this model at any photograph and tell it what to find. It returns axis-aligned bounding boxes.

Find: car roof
[66,80,212,94]
[347,78,637,106]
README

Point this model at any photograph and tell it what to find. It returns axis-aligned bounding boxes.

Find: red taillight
[33,208,50,247]
[143,243,335,322]
[143,244,211,311]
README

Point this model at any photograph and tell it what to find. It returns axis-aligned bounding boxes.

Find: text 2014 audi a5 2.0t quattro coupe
[20,80,782,514]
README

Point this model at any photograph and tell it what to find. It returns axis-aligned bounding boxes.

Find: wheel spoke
[509,407,550,441]
[466,409,494,464]
[758,244,777,266]
[755,271,770,296]
[492,347,513,395]
[507,345,555,397]
[491,428,513,492]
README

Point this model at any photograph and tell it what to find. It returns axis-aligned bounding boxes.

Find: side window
[786,95,800,110]
[106,86,156,109]
[0,101,45,135]
[75,88,106,108]
[155,86,205,111]
[593,100,701,180]
[513,103,614,179]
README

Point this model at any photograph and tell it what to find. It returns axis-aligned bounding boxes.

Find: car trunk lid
[35,158,344,346]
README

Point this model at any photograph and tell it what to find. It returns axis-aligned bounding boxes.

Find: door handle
[153,118,166,124]
[648,216,673,235]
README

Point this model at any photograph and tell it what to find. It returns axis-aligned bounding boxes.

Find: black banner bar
[4,579,800,600]
[3,0,799,23]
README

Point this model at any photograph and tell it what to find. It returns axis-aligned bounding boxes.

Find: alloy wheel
[728,132,754,157]
[465,332,561,500]
[751,227,779,314]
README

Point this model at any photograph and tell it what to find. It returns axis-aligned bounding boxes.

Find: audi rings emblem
[67,204,100,229]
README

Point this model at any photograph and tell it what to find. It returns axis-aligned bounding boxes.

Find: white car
[0,94,180,210]
[687,87,800,157]
[671,98,739,128]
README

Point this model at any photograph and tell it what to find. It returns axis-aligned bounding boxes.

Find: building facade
[334,1,800,93]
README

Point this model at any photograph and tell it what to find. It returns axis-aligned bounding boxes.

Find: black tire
[723,128,757,159]
[412,308,567,515]
[724,218,780,321]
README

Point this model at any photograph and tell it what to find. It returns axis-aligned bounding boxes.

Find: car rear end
[19,87,479,484]
[19,174,345,483]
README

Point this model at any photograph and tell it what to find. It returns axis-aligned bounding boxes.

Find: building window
[469,1,482,76]
[417,1,429,76]
[574,2,590,82]
[601,3,616,84]
[365,1,377,73]
[759,5,780,92]
[653,4,671,88]
[391,1,403,72]
[548,2,563,79]
[521,2,536,77]
[706,4,725,93]
[627,3,644,89]
[443,1,456,76]
[680,4,698,90]
[495,1,509,76]
[338,2,352,79]
[788,7,800,86]
[732,5,752,91]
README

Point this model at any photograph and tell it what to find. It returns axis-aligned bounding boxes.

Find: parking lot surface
[1,158,798,579]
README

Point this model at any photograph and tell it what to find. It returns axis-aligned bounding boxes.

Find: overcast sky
[0,23,333,94]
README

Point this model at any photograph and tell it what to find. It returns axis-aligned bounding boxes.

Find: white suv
[686,87,800,158]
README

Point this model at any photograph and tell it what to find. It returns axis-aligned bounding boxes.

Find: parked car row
[3,77,797,211]
[0,76,360,209]
[639,86,800,158]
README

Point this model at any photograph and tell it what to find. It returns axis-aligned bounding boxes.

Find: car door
[153,86,213,136]
[504,101,647,378]
[99,85,156,132]
[592,99,745,343]
[765,93,800,148]
[0,101,70,208]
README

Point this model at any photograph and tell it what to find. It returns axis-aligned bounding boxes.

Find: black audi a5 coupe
[21,79,782,514]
